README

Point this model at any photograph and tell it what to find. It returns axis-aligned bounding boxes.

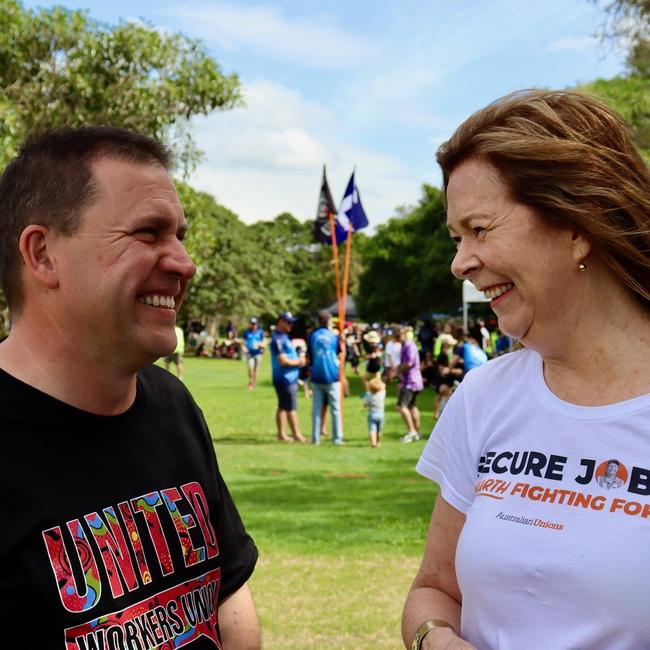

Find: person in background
[417,319,435,357]
[420,350,436,388]
[270,311,306,443]
[0,126,259,647]
[433,321,455,358]
[384,328,402,383]
[363,375,386,448]
[243,317,266,389]
[396,325,424,443]
[346,324,362,375]
[460,333,488,374]
[469,318,491,355]
[403,89,650,650]
[163,324,185,381]
[362,329,383,386]
[495,329,512,356]
[307,310,344,445]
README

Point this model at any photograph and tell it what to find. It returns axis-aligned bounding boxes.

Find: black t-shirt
[0,365,257,648]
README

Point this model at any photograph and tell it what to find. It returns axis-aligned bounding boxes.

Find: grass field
[172,356,440,649]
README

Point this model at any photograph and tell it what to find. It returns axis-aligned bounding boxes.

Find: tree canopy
[178,184,364,327]
[355,185,459,322]
[0,0,242,171]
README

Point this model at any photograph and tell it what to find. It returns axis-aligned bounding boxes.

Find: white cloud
[186,79,421,228]
[546,35,597,53]
[167,3,381,69]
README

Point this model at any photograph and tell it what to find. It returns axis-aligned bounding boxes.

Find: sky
[23,0,627,230]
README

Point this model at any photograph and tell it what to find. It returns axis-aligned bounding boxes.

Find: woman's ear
[571,230,592,266]
[18,225,59,290]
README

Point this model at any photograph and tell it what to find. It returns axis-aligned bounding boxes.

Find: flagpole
[327,210,343,324]
[338,220,354,423]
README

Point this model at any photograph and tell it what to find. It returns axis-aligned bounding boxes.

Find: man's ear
[18,225,59,290]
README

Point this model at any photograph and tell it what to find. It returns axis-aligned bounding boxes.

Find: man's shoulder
[138,364,189,397]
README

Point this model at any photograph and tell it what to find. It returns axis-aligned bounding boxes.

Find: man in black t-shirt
[0,128,259,648]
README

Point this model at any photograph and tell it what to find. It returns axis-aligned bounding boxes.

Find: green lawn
[169,356,439,649]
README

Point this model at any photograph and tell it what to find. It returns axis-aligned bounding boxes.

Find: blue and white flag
[336,171,369,239]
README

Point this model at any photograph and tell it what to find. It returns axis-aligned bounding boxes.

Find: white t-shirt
[417,348,650,650]
[384,340,402,368]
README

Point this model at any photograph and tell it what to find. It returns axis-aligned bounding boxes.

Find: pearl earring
[579,262,587,272]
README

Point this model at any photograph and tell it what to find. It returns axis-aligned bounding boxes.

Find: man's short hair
[317,310,331,326]
[0,126,173,313]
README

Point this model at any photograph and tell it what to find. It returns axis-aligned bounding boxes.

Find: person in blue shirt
[462,335,488,373]
[307,310,344,445]
[243,317,266,389]
[270,311,306,443]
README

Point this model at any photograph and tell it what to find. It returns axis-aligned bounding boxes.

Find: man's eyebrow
[136,214,185,233]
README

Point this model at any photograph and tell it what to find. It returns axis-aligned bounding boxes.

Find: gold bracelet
[411,619,454,650]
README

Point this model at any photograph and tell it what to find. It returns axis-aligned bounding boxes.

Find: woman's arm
[402,495,476,649]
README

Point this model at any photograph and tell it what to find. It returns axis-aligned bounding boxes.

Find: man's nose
[163,238,196,279]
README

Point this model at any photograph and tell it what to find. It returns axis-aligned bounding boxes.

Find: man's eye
[451,236,461,248]
[473,227,486,240]
[135,228,156,241]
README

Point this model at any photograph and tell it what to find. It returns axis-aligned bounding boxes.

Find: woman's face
[447,157,582,347]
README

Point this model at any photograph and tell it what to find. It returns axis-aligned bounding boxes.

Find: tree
[177,184,280,328]
[581,76,650,163]
[0,0,242,171]
[586,1,650,164]
[356,185,460,322]
[594,0,650,75]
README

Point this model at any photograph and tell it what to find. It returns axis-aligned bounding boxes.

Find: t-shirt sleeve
[270,335,283,357]
[195,407,258,599]
[210,456,258,599]
[416,381,476,513]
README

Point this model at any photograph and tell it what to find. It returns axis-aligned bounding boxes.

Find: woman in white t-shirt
[402,90,650,650]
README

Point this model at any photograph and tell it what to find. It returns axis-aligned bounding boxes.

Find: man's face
[277,319,292,334]
[50,157,196,370]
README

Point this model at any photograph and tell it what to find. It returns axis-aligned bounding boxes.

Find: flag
[338,171,369,234]
[313,166,339,244]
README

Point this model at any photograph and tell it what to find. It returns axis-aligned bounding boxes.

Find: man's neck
[0,326,138,415]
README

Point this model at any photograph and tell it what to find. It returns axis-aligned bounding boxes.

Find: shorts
[274,382,298,411]
[368,411,384,434]
[165,352,181,365]
[247,354,261,371]
[398,388,420,409]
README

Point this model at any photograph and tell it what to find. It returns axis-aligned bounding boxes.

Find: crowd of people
[173,312,513,449]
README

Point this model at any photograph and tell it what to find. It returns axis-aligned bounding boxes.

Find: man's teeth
[140,295,175,308]
[483,284,514,300]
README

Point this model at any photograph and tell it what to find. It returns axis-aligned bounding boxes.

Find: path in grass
[176,356,439,649]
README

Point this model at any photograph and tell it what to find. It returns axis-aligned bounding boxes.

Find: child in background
[434,383,454,420]
[363,376,386,448]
